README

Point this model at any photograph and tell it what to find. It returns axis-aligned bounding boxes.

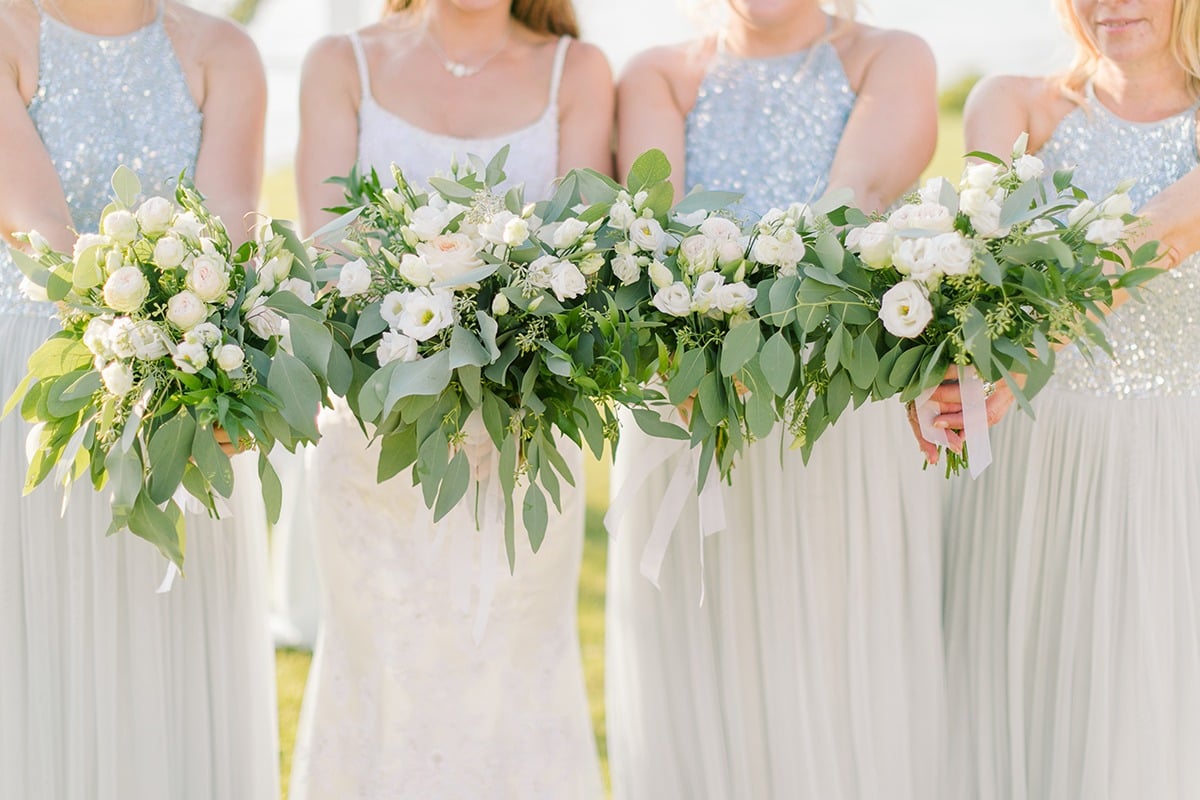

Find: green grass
[269,111,969,797]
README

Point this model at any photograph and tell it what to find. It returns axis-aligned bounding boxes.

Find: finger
[927,382,962,404]
[905,407,940,465]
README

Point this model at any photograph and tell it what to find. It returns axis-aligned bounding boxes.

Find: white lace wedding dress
[288,34,603,799]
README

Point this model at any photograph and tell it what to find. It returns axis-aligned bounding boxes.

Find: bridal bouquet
[318,148,639,564]
[795,135,1160,474]
[4,168,340,566]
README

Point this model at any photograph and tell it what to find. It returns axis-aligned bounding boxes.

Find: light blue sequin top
[1040,85,1200,398]
[0,1,202,318]
[685,34,856,217]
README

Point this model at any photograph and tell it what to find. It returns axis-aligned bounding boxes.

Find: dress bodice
[685,32,856,217]
[351,33,568,202]
[0,1,202,318]
[1039,86,1200,398]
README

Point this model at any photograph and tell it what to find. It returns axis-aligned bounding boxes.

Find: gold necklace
[424,26,511,79]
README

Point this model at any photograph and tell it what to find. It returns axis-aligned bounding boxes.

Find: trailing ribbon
[915,365,994,479]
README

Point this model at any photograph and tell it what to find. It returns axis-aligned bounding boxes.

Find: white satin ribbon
[156,562,180,594]
[915,365,994,479]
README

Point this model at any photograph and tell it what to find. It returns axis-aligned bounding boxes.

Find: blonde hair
[384,0,579,37]
[1056,0,1200,100]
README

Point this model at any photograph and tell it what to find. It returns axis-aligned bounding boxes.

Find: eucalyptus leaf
[433,450,471,522]
[147,412,197,505]
[267,350,322,442]
[631,407,689,441]
[667,349,708,406]
[760,333,796,397]
[522,484,549,553]
[192,424,234,498]
[720,320,762,377]
[111,166,141,208]
[626,148,672,194]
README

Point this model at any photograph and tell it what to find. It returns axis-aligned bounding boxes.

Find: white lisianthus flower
[105,317,138,359]
[1101,193,1134,219]
[376,330,420,366]
[264,252,294,282]
[608,200,637,231]
[629,217,665,253]
[382,188,407,213]
[879,281,933,338]
[135,197,174,235]
[187,321,222,348]
[417,233,484,287]
[1067,199,1098,227]
[212,343,246,373]
[129,320,170,360]
[102,265,150,312]
[1027,218,1057,236]
[888,202,955,233]
[714,281,758,315]
[102,210,139,245]
[931,232,975,277]
[396,289,456,342]
[651,281,693,317]
[776,231,807,276]
[679,235,718,274]
[1085,217,1125,246]
[166,291,209,331]
[491,293,511,316]
[579,252,605,276]
[168,211,205,241]
[83,318,115,358]
[918,177,951,205]
[690,271,726,313]
[969,204,1010,239]
[153,236,187,269]
[893,238,942,285]
[758,208,787,231]
[24,230,51,254]
[100,361,135,396]
[408,205,452,241]
[187,255,230,303]
[632,190,649,211]
[72,233,109,261]
[787,202,815,226]
[503,216,530,247]
[611,251,642,285]
[962,162,1003,191]
[717,239,745,268]
[277,277,316,306]
[549,261,587,301]
[526,254,558,290]
[1013,154,1045,182]
[698,216,741,242]
[647,260,674,290]
[1011,131,1031,158]
[337,258,372,297]
[551,218,589,249]
[18,276,49,303]
[674,209,708,228]
[103,250,124,276]
[172,341,209,374]
[245,297,286,339]
[396,253,433,287]
[845,221,895,269]
[479,211,518,246]
[751,233,785,266]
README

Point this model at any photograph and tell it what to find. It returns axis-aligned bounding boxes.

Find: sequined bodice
[0,4,201,318]
[685,39,856,216]
[1040,87,1200,398]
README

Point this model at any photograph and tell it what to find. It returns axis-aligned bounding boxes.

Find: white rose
[100,361,135,396]
[83,318,114,358]
[698,216,741,242]
[168,211,206,241]
[212,343,246,373]
[579,252,605,276]
[396,289,456,342]
[962,162,1003,190]
[397,253,434,287]
[187,255,230,303]
[647,260,674,290]
[679,235,718,274]
[172,341,209,374]
[376,330,420,366]
[608,200,637,231]
[102,266,150,313]
[135,197,175,235]
[72,233,109,262]
[503,216,530,246]
[187,321,222,348]
[551,218,589,249]
[105,317,138,359]
[888,202,955,233]
[153,236,187,269]
[651,282,693,317]
[846,221,894,269]
[629,217,665,253]
[1013,154,1045,182]
[409,205,451,240]
[1101,193,1134,219]
[958,188,992,220]
[892,237,942,285]
[245,297,285,339]
[338,258,372,296]
[1067,199,1098,227]
[129,320,170,360]
[690,271,725,313]
[166,291,209,331]
[879,281,933,338]
[417,233,484,287]
[751,234,785,266]
[277,277,316,306]
[1085,217,1125,246]
[526,254,558,290]
[102,210,139,245]
[18,276,49,303]
[491,293,511,316]
[714,282,758,315]
[930,232,975,277]
[612,252,642,285]
[549,261,587,301]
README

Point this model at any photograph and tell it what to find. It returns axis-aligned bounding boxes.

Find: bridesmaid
[0,1,278,799]
[606,1,943,798]
[290,0,610,796]
[941,0,1200,797]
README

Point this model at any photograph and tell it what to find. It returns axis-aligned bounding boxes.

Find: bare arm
[827,31,938,213]
[557,41,615,178]
[295,36,360,236]
[1136,161,1200,269]
[615,48,690,200]
[192,21,266,245]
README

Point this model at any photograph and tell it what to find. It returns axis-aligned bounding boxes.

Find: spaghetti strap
[547,36,571,109]
[347,32,372,106]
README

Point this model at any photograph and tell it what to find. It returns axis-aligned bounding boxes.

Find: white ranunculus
[962,162,1003,190]
[698,216,741,242]
[931,232,975,277]
[846,221,894,268]
[187,255,230,303]
[277,277,316,306]
[629,217,665,254]
[169,210,206,241]
[396,289,456,342]
[212,343,246,373]
[376,330,420,366]
[751,233,785,266]
[135,197,175,235]
[417,233,484,287]
[18,276,49,303]
[888,202,955,233]
[714,281,758,315]
[1013,154,1045,182]
[526,254,558,290]
[690,271,725,313]
[651,281,693,317]
[579,252,605,276]
[72,233,109,262]
[491,293,511,316]
[551,218,589,250]
[83,318,114,358]
[1085,217,1125,246]
[129,320,170,360]
[679,235,718,274]
[337,258,372,297]
[102,210,139,245]
[647,260,674,290]
[166,291,209,331]
[879,281,933,338]
[100,361,135,396]
[188,321,222,348]
[153,236,187,269]
[105,317,138,359]
[612,251,642,285]
[102,265,150,312]
[503,216,530,247]
[245,297,285,339]
[1067,199,1098,227]
[608,200,637,231]
[172,341,209,374]
[1101,193,1134,219]
[549,261,587,301]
